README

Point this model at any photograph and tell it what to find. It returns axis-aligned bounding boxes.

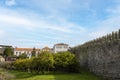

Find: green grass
[8,70,103,80]
[0,68,103,80]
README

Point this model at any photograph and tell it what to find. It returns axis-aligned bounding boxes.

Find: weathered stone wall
[88,41,120,78]
[71,30,120,79]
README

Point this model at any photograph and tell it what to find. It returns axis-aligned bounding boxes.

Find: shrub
[12,52,80,74]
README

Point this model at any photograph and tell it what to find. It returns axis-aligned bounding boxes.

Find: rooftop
[0,45,12,47]
[54,43,68,46]
[14,48,40,51]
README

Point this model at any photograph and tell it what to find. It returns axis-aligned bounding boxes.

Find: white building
[53,43,69,53]
[0,56,5,62]
[14,48,40,58]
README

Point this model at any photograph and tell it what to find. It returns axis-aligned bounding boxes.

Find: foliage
[0,62,13,69]
[38,51,54,74]
[4,47,13,57]
[18,53,28,59]
[53,52,80,72]
[13,59,30,71]
[31,47,36,57]
[12,52,80,74]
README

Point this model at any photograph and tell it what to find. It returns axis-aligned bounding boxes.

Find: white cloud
[5,0,16,6]
[17,0,90,15]
[90,31,108,38]
[0,14,34,27]
[0,13,67,32]
[89,3,120,39]
[0,30,6,40]
[90,16,120,39]
[0,7,85,33]
[0,30,5,36]
[0,0,88,47]
[107,5,120,14]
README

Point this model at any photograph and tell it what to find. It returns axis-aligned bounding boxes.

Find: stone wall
[75,41,120,79]
[71,30,120,79]
[88,42,120,78]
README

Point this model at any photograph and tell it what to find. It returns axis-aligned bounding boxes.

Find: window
[64,46,68,48]
[19,52,21,55]
[57,46,62,48]
[16,52,18,55]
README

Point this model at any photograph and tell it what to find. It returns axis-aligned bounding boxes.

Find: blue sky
[0,0,120,48]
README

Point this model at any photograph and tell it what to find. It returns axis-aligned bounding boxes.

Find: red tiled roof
[14,48,40,51]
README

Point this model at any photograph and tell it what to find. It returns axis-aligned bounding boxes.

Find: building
[0,45,13,56]
[53,43,69,53]
[0,55,5,62]
[14,47,41,58]
[42,46,53,52]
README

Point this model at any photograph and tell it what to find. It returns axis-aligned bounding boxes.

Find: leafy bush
[53,52,80,72]
[13,52,80,74]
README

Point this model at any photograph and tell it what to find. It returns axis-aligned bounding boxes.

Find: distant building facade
[42,46,51,52]
[0,43,70,60]
[0,45,13,56]
[0,55,5,62]
[53,43,69,53]
[14,48,41,58]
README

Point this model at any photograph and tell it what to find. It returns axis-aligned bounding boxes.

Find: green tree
[112,32,115,40]
[38,51,54,74]
[13,59,29,71]
[54,52,80,72]
[118,29,120,39]
[4,47,13,57]
[32,47,36,57]
[114,31,118,40]
[13,52,80,73]
[18,53,27,59]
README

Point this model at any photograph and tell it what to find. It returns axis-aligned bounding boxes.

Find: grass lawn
[8,70,103,80]
[0,68,103,80]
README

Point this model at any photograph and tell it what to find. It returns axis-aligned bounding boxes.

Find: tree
[114,31,118,40]
[53,52,80,72]
[13,59,30,71]
[112,32,115,40]
[13,52,80,74]
[118,29,120,39]
[18,53,27,59]
[4,47,13,57]
[38,51,54,74]
[31,48,36,57]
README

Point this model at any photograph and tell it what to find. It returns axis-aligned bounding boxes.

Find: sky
[0,0,120,48]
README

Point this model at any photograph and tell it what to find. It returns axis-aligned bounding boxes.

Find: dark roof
[54,43,68,46]
[0,45,12,47]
